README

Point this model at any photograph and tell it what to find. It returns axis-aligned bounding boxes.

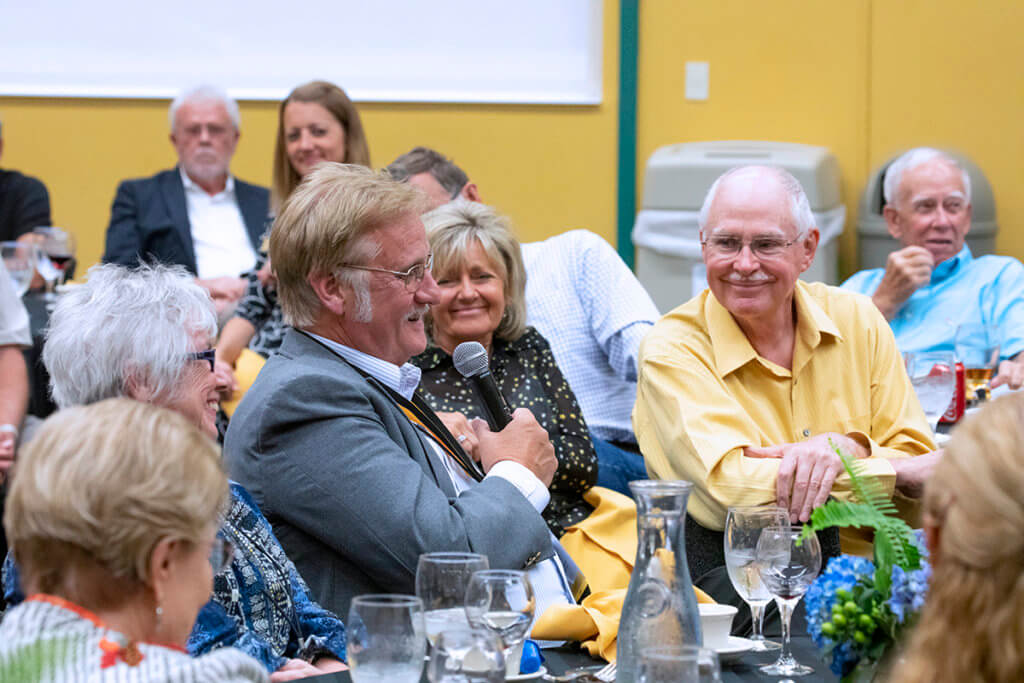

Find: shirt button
[802,428,811,437]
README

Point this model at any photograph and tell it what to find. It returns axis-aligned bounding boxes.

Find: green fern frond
[832,442,897,516]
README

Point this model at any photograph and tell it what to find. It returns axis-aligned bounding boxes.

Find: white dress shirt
[522,229,659,443]
[180,169,257,279]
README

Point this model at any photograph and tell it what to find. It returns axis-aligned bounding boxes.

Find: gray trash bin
[856,150,997,271]
[633,141,845,313]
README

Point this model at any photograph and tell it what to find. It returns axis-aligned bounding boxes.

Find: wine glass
[34,227,76,290]
[417,552,489,647]
[464,570,534,678]
[955,323,1000,403]
[348,594,427,683]
[637,645,721,682]
[723,505,790,651]
[904,351,956,433]
[1,241,36,296]
[755,526,822,677]
[425,625,505,682]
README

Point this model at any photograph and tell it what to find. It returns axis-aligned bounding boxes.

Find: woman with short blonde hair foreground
[0,399,266,681]
[899,393,1024,682]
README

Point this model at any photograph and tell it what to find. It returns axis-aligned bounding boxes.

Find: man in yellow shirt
[634,166,939,553]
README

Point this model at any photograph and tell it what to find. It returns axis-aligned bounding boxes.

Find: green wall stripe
[616,0,640,269]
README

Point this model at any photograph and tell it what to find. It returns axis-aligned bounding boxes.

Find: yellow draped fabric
[533,486,715,661]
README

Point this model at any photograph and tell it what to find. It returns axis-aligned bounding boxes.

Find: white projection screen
[0,0,603,104]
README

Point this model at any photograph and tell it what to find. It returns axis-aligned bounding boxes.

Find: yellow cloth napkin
[221,348,266,417]
[532,486,715,661]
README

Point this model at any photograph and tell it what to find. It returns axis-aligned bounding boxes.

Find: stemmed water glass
[347,594,427,683]
[955,323,1001,403]
[723,505,790,651]
[1,241,36,296]
[755,526,822,677]
[904,351,956,433]
[416,552,490,647]
[464,570,534,678]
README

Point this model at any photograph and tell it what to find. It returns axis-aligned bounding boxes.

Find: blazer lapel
[164,169,196,274]
[235,179,269,250]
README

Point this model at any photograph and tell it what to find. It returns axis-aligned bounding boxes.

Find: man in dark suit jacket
[0,120,51,242]
[103,85,268,313]
[224,164,567,618]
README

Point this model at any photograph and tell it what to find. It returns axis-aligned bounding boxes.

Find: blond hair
[269,163,427,328]
[421,200,527,343]
[5,398,228,609]
[898,393,1024,682]
[271,80,371,212]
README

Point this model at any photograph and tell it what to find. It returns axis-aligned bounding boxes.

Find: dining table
[308,634,837,682]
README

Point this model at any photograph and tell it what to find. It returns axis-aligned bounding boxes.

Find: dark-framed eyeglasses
[186,348,216,372]
[341,252,434,293]
[701,233,803,259]
[209,537,234,573]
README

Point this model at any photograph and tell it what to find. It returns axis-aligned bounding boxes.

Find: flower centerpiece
[800,445,932,681]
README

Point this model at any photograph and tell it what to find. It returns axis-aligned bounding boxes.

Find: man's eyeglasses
[209,537,234,573]
[701,233,803,259]
[341,253,434,293]
[186,349,216,372]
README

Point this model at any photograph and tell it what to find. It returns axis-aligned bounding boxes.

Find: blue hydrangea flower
[888,561,931,624]
[805,555,875,676]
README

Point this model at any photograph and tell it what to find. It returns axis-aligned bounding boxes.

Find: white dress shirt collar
[306,332,422,400]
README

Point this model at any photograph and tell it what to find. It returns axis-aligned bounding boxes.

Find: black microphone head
[452,341,489,378]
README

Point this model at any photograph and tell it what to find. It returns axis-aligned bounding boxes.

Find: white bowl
[699,603,738,649]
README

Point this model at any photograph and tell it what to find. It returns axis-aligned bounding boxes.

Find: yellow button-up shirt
[633,281,935,534]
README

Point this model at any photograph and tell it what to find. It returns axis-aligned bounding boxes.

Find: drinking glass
[723,505,789,651]
[904,351,956,433]
[637,645,721,683]
[464,570,534,677]
[348,594,427,683]
[755,527,821,677]
[33,227,76,290]
[425,625,505,683]
[417,552,489,647]
[1,242,36,296]
[955,323,1000,403]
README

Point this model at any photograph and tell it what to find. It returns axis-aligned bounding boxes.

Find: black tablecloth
[309,635,837,682]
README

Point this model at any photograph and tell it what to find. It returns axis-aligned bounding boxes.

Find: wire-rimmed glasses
[341,252,434,292]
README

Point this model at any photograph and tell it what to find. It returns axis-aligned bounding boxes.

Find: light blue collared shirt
[307,333,422,400]
[841,245,1024,360]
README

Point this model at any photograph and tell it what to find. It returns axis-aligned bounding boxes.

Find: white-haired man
[842,148,1024,389]
[102,85,269,313]
[634,166,938,561]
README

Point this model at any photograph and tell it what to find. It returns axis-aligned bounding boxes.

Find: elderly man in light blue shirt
[842,148,1024,389]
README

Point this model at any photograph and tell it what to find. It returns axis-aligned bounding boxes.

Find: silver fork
[594,661,616,681]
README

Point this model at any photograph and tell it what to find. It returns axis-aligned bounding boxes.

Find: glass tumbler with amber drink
[954,323,1000,405]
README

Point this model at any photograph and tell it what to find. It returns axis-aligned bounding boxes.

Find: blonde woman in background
[216,81,371,395]
[0,399,267,682]
[899,393,1024,682]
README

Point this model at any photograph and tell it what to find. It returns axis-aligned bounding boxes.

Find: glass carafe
[616,480,702,682]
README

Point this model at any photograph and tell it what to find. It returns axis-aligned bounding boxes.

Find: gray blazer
[223,328,553,617]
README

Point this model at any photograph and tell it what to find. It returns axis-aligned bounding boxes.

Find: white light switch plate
[685,61,709,100]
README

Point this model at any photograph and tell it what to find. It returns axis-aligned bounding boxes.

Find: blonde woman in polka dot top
[412,200,597,537]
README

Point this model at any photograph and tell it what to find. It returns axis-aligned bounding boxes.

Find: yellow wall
[2,1,1021,275]
[0,0,621,271]
[637,0,1023,277]
[870,0,1024,258]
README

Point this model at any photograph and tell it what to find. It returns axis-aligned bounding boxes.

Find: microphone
[452,341,512,431]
